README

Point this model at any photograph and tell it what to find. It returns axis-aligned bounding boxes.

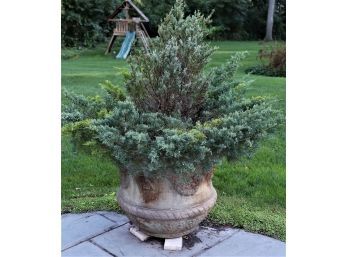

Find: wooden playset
[105,0,150,59]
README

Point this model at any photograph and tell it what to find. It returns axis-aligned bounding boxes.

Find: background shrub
[246,43,286,77]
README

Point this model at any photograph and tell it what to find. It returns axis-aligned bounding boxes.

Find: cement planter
[117,171,217,238]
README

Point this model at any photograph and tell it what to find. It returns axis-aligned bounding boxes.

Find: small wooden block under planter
[164,237,183,251]
[129,226,150,241]
[129,226,183,251]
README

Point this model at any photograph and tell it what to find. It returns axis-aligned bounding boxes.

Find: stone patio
[62,211,285,257]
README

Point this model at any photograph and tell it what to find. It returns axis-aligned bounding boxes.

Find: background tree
[264,0,276,41]
[61,0,286,47]
[61,0,121,47]
[139,0,285,40]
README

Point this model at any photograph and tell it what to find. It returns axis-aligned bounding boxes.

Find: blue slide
[116,32,136,59]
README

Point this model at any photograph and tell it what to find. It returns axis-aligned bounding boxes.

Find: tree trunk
[264,0,276,41]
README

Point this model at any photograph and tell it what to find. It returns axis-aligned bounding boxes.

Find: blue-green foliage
[62,0,282,180]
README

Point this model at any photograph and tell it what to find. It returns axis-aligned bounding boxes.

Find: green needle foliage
[62,0,282,182]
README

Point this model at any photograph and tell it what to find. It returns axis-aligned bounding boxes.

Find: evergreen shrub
[246,43,286,77]
[62,0,282,183]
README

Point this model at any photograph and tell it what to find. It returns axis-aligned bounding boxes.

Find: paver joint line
[62,222,129,252]
[98,213,122,223]
[88,239,118,257]
[191,229,241,257]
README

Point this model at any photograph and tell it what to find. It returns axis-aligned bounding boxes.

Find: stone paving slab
[61,212,124,250]
[62,241,113,257]
[197,230,285,257]
[61,212,286,257]
[91,223,239,257]
[61,213,93,222]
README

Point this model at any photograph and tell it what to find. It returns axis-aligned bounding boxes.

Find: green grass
[61,41,286,241]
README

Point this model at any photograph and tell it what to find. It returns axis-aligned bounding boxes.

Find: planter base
[118,173,217,239]
[118,190,217,238]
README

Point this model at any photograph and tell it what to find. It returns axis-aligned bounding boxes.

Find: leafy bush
[246,44,286,77]
[62,0,282,182]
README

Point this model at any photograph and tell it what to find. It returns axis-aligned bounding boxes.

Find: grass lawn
[61,41,286,241]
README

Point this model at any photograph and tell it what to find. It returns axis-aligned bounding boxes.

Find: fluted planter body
[117,171,217,238]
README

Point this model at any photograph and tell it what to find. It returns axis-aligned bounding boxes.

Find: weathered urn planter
[117,172,217,238]
[62,0,281,244]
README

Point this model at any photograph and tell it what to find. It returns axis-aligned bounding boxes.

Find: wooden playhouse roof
[108,0,149,22]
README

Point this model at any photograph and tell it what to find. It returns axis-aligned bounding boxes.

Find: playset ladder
[137,30,149,52]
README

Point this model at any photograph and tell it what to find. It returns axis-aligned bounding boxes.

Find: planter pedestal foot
[164,237,183,251]
[129,226,183,251]
[130,226,150,241]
